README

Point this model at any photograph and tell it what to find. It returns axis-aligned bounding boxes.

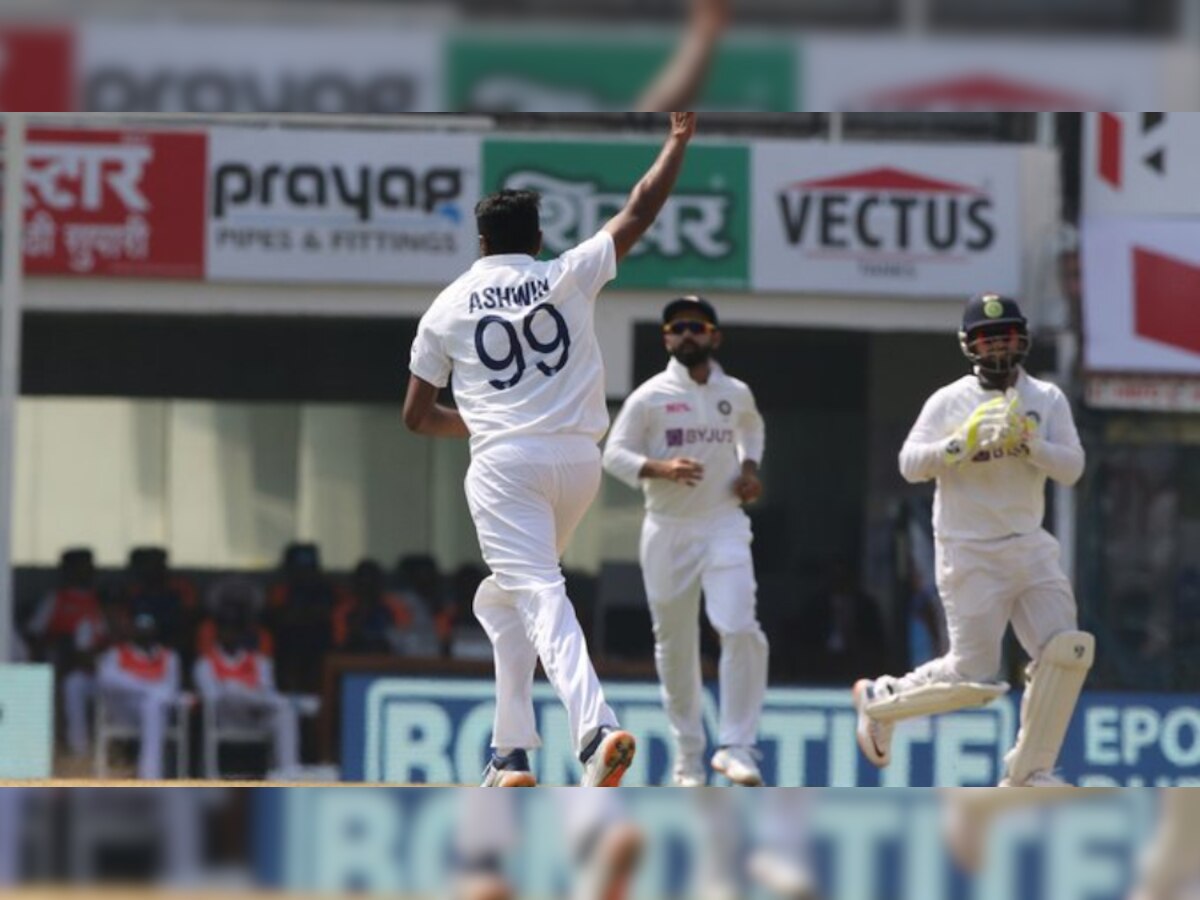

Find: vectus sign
[777,166,996,257]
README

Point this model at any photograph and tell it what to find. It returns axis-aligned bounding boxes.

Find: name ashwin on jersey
[468,278,552,313]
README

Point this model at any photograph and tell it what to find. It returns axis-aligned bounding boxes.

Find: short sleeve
[558,230,618,299]
[409,315,452,389]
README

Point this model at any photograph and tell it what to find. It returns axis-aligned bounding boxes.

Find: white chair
[93,692,191,780]
[201,693,319,779]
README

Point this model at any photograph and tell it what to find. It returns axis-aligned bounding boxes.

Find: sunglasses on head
[663,319,716,336]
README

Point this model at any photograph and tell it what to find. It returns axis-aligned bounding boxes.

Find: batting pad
[1004,630,1095,785]
[865,681,1010,723]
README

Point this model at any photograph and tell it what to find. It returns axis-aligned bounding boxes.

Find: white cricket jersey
[899,369,1085,542]
[603,358,765,521]
[409,231,616,452]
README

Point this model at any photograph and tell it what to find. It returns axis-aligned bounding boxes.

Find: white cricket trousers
[100,685,176,780]
[640,511,768,761]
[466,435,618,756]
[893,528,1077,691]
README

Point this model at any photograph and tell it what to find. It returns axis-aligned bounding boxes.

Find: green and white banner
[447,29,795,112]
[483,137,751,290]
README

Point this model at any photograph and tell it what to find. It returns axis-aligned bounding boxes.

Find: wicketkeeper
[854,293,1092,788]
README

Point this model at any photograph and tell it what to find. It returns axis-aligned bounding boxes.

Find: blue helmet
[958,292,1031,380]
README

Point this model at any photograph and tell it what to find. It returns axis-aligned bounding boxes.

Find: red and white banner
[1083,112,1200,217]
[205,129,480,286]
[751,141,1048,297]
[23,128,207,279]
[0,24,76,111]
[1086,374,1200,413]
[1081,218,1200,375]
[805,36,1199,112]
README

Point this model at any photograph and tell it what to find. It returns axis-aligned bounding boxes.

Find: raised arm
[635,0,729,113]
[603,112,697,262]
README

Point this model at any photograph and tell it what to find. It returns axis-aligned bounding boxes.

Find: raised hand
[670,112,697,142]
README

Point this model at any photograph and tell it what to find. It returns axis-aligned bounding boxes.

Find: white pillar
[0,114,26,662]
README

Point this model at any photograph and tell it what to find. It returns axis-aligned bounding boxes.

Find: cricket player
[602,297,768,787]
[404,113,698,787]
[853,293,1091,787]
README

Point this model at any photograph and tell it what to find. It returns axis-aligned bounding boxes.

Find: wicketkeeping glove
[944,393,1024,464]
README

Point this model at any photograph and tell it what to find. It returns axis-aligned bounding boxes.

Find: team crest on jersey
[665,402,692,414]
[717,399,732,416]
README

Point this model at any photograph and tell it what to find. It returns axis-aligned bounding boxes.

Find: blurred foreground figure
[1130,790,1200,900]
[696,791,817,900]
[452,790,643,900]
[854,294,1091,787]
[0,789,25,886]
[635,0,730,113]
[940,785,1100,874]
[405,114,697,787]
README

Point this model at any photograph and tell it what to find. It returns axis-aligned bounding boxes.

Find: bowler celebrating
[405,113,698,787]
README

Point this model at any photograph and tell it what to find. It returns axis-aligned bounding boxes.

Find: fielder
[853,293,1091,787]
[603,296,768,787]
[404,113,698,787]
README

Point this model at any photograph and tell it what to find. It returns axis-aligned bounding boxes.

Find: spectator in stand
[25,549,118,760]
[392,554,443,658]
[332,560,414,655]
[123,547,198,663]
[266,543,336,693]
[813,561,887,685]
[25,548,104,662]
[194,608,299,776]
[97,613,187,780]
[196,578,274,659]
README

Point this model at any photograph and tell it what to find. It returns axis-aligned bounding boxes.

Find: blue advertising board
[341,675,1200,786]
[253,787,1158,900]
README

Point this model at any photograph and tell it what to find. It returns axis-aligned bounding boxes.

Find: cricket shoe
[580,728,637,787]
[853,678,895,768]
[711,745,764,786]
[747,848,820,899]
[480,749,537,787]
[673,757,707,787]
[998,769,1070,788]
[454,872,513,900]
[570,820,644,900]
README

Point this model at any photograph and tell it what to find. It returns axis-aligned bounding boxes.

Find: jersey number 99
[474,303,571,390]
